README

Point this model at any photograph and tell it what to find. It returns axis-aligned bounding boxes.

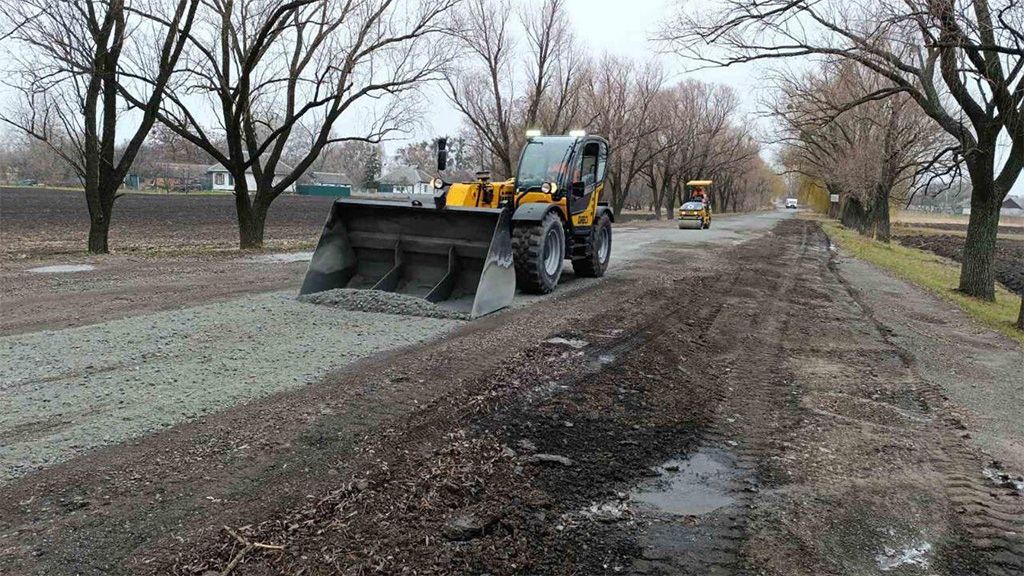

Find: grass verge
[818,219,1023,345]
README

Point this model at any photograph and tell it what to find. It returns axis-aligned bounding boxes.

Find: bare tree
[134,0,457,248]
[768,58,957,241]
[664,0,1024,300]
[0,0,200,253]
[445,0,518,177]
[445,0,589,178]
[586,56,667,216]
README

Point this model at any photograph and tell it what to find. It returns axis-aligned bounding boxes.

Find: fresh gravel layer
[0,291,463,484]
[299,288,471,320]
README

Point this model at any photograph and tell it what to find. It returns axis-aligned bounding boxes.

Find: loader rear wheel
[513,211,565,294]
[573,214,612,278]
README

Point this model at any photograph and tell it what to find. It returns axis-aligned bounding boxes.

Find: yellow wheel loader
[300,133,614,318]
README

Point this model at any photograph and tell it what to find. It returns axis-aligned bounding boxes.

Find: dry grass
[893,210,1024,229]
[817,218,1023,345]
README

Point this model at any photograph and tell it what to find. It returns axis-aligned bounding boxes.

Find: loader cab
[514,135,608,212]
[515,136,577,193]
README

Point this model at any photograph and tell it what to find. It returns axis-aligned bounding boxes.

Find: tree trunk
[839,196,869,233]
[957,147,1006,300]
[1017,296,1023,331]
[958,182,1001,301]
[872,184,891,244]
[238,206,267,249]
[87,213,111,253]
[84,181,114,254]
[234,181,269,250]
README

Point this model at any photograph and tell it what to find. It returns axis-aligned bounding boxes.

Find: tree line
[664,0,1023,329]
[443,0,780,217]
[0,0,775,255]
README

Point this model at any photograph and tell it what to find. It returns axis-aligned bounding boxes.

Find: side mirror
[436,137,448,172]
[571,181,586,197]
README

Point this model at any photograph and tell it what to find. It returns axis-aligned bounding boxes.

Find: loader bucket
[300,198,516,318]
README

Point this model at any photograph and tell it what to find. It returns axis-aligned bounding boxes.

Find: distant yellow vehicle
[678,180,712,229]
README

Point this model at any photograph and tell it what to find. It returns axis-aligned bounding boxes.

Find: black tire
[513,211,565,294]
[573,214,612,278]
[703,218,711,229]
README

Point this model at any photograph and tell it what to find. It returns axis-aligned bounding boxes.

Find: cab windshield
[682,202,704,210]
[515,137,576,191]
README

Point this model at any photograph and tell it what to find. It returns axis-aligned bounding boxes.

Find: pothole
[630,447,738,516]
[28,264,96,274]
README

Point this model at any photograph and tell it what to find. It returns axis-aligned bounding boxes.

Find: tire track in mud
[654,219,1021,575]
[828,245,1024,576]
[628,222,814,575]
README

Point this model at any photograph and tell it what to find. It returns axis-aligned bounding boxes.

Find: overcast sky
[1,0,1019,196]
[417,0,769,141]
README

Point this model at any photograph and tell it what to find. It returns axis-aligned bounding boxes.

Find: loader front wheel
[514,211,565,294]
[573,214,612,278]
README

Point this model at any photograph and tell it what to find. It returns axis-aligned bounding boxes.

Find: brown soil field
[896,232,1024,294]
[0,187,337,259]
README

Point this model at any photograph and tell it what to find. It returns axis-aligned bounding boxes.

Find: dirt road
[0,211,787,482]
[1,216,1020,575]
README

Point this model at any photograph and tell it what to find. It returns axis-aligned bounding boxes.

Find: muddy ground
[895,232,1024,294]
[2,219,1020,575]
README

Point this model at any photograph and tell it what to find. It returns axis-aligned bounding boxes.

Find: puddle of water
[876,541,931,571]
[544,336,588,349]
[630,448,737,516]
[28,264,96,274]
[250,251,313,264]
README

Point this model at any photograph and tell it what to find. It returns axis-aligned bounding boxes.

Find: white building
[207,163,297,193]
[1002,197,1024,217]
[380,165,433,195]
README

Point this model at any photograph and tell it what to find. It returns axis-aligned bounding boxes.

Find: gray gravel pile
[299,288,470,320]
[0,291,462,484]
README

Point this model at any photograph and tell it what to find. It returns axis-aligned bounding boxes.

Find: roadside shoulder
[818,218,1023,345]
[823,226,1024,471]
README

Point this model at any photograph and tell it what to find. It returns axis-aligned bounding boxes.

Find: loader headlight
[541,181,557,194]
[431,177,445,190]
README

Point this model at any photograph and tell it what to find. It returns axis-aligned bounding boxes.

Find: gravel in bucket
[298,288,470,320]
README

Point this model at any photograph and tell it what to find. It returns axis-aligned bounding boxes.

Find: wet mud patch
[747,482,957,575]
[626,447,752,574]
[154,270,727,575]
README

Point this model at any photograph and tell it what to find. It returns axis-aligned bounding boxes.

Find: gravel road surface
[0,293,462,483]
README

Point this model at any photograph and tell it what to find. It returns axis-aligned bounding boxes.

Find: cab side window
[577,142,605,185]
